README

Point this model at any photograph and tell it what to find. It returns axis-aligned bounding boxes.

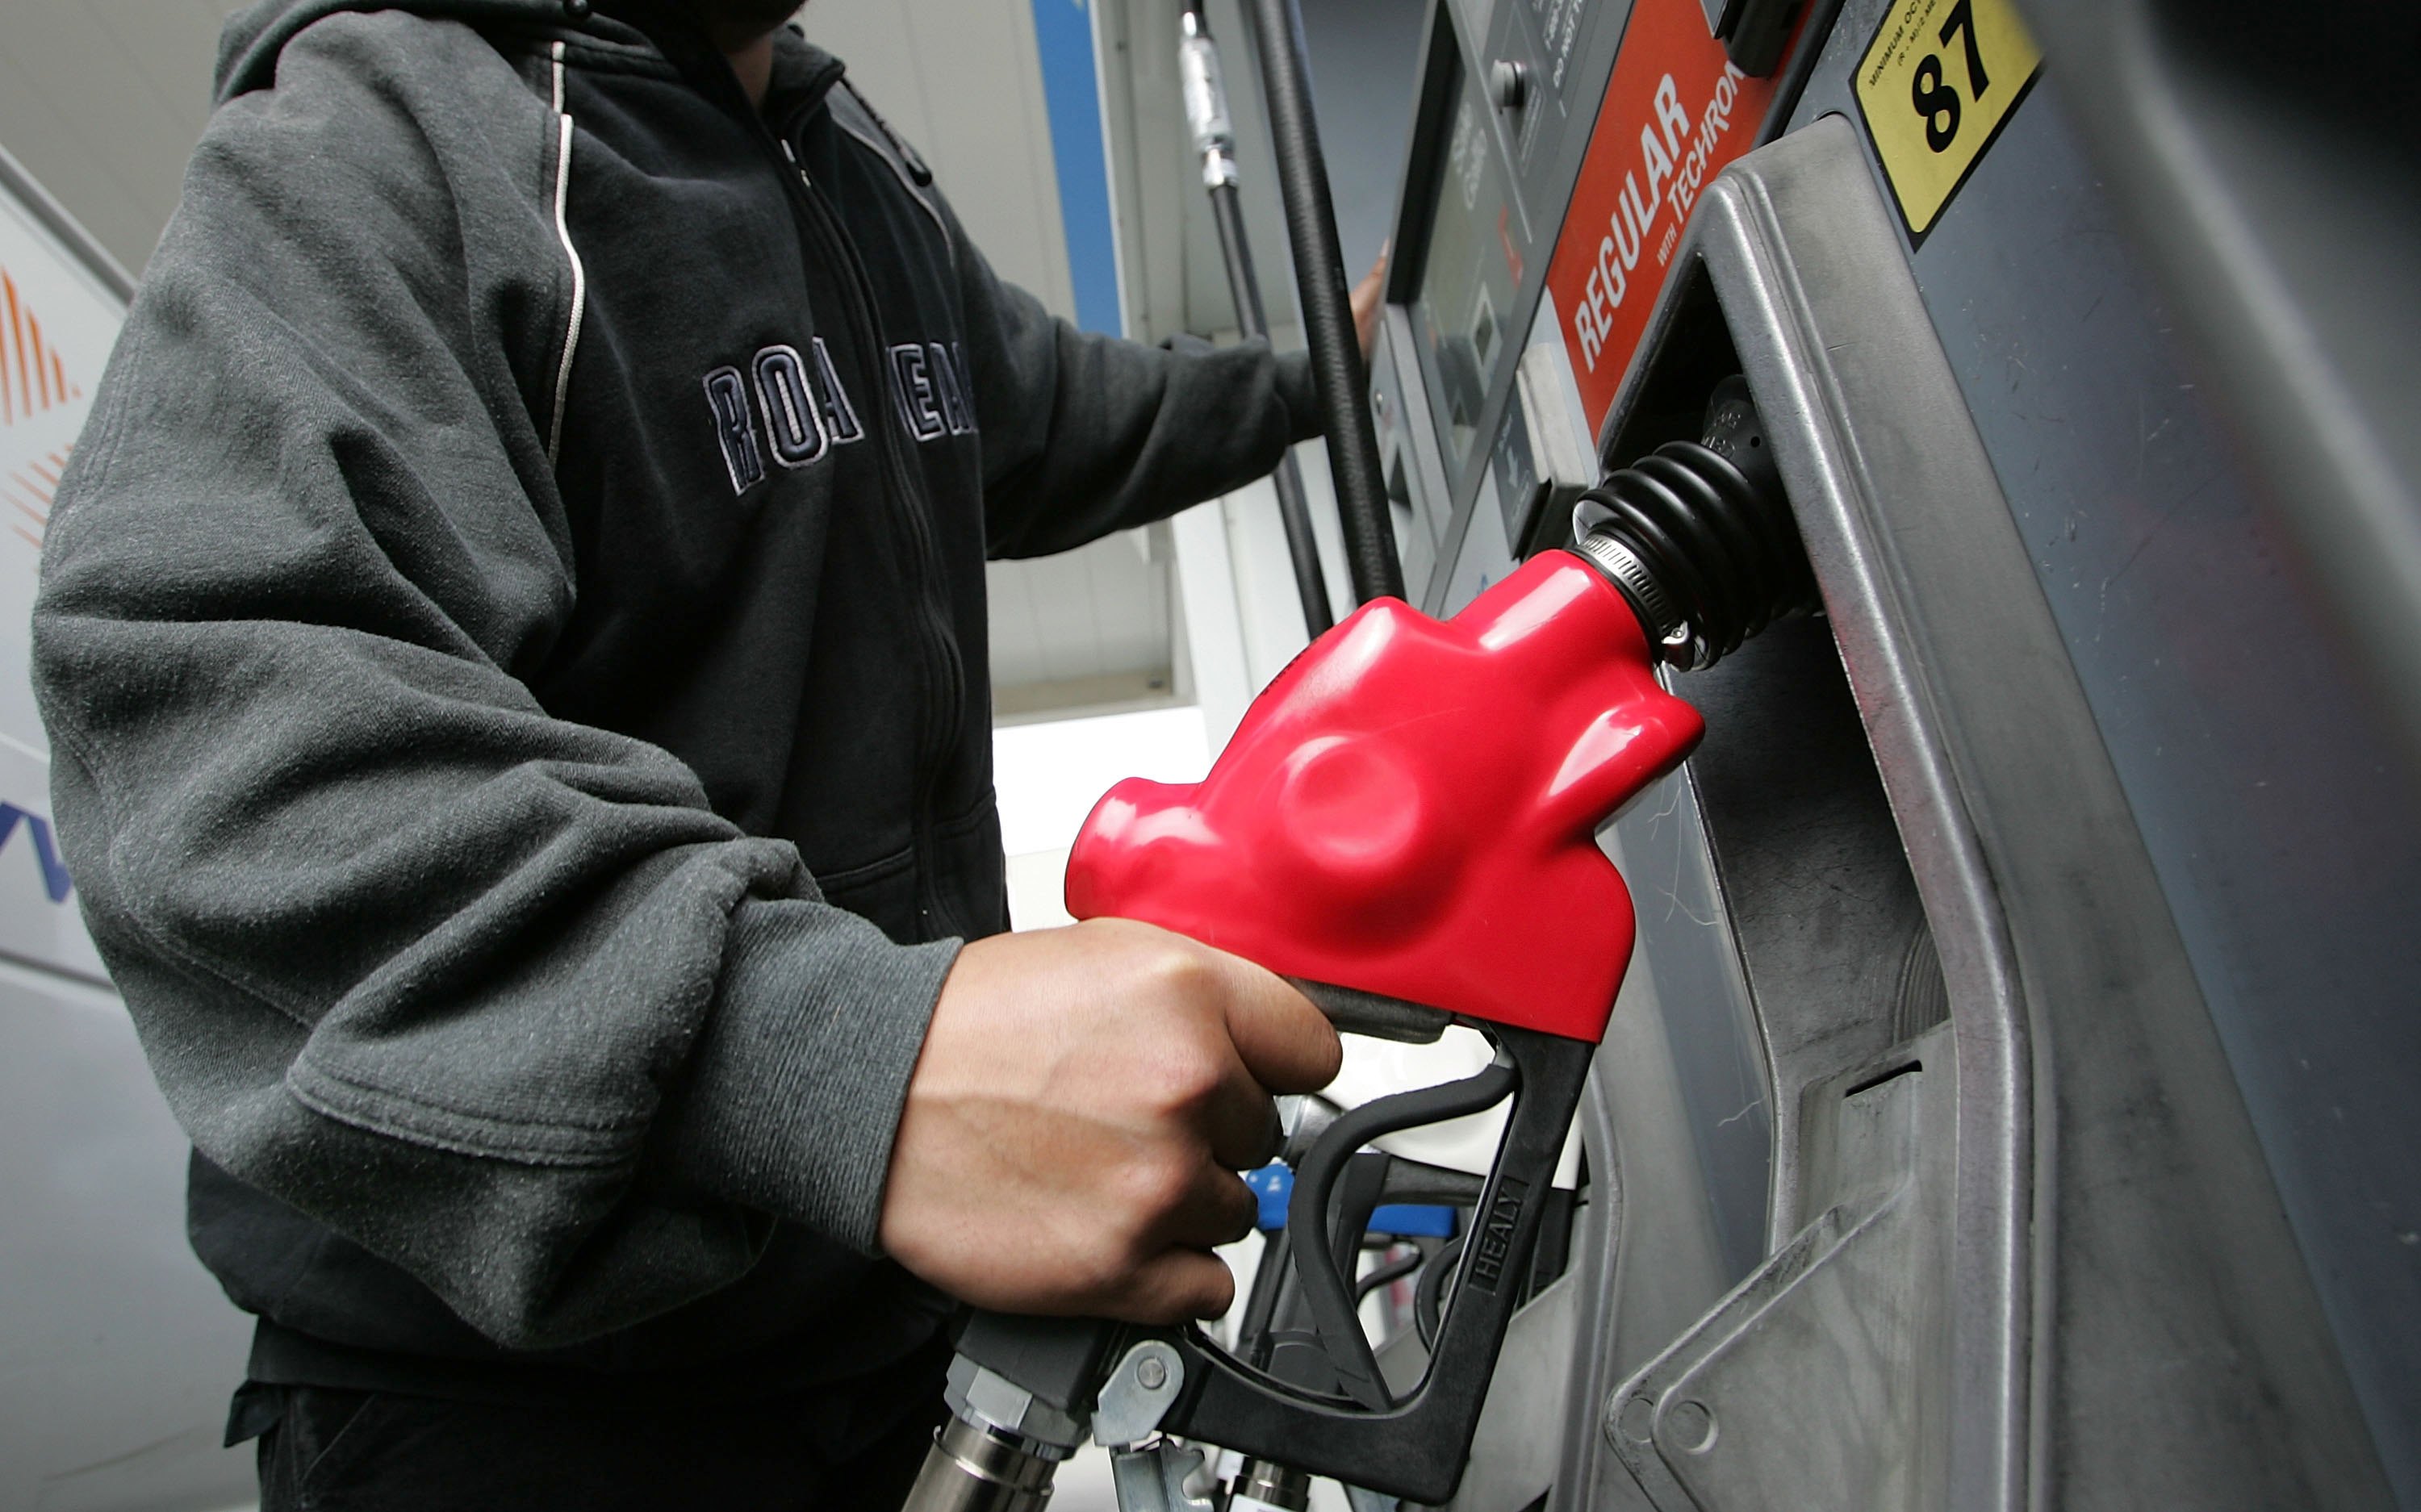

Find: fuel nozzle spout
[1570,375,1818,671]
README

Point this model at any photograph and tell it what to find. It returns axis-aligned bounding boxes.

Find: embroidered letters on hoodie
[705,336,971,495]
[889,341,976,442]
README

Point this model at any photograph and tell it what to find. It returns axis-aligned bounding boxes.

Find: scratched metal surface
[1788,13,2421,1497]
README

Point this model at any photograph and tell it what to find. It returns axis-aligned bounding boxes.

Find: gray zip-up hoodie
[31,0,1317,1392]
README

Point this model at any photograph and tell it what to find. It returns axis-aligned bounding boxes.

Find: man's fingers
[883,923,1333,1323]
[1204,1091,1284,1172]
[1351,241,1389,359]
[1158,1165,1259,1251]
[1216,962,1344,1096]
[1112,1248,1238,1324]
[1199,1050,1287,1169]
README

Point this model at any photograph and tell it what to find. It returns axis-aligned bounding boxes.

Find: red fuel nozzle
[1064,376,1813,1045]
[905,379,1817,1510]
[1065,550,1701,1043]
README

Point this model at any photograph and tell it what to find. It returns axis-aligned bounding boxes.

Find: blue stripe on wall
[1029,0,1123,336]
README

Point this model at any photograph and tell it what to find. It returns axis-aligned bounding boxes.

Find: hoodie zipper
[583,6,970,939]
[772,135,968,940]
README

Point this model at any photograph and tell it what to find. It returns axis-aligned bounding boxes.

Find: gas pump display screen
[1414,62,1521,478]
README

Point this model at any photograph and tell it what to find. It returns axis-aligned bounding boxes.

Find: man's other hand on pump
[879,920,1340,1324]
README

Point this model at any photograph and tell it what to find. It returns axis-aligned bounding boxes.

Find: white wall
[993,703,1213,929]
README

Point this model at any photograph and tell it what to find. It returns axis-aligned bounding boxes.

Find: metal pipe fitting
[1178,9,1239,190]
[1228,1456,1314,1512]
[903,1413,1064,1512]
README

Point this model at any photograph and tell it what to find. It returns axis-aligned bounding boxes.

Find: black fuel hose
[1245,0,1404,604]
[1183,1,1334,638]
[1210,186,1336,637]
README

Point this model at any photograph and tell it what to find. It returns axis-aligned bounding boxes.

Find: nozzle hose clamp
[1572,528,1684,649]
[1569,377,1817,670]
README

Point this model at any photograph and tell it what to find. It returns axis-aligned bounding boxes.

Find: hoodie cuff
[663,899,960,1253]
[1275,349,1324,445]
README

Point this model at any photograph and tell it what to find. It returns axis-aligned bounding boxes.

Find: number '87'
[1913,0,1991,151]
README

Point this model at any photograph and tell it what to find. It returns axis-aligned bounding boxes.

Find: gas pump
[914,0,2419,1504]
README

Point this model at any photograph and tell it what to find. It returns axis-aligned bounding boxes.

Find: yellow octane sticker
[1854,0,2042,239]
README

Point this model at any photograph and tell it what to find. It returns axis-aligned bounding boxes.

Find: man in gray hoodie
[31,0,1356,1504]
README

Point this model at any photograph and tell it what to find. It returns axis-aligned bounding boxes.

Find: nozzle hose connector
[1570,376,1817,670]
[905,1414,1066,1512]
[1229,1458,1313,1511]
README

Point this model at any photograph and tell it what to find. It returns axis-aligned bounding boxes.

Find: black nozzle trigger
[1284,1052,1519,1409]
[1157,1021,1595,1504]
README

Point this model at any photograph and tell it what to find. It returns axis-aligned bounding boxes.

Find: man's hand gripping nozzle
[902,379,1814,1510]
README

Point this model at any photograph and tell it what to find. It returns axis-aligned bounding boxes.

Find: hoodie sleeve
[30,13,953,1351]
[942,196,1324,561]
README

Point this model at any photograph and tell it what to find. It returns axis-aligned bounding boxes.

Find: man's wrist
[659,900,960,1249]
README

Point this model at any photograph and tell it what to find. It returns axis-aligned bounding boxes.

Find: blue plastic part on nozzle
[1245,1163,1457,1238]
[1369,1203,1457,1238]
[1248,1164,1292,1230]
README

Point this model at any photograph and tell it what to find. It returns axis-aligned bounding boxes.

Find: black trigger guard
[1156,1020,1595,1505]
[1285,1052,1517,1410]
